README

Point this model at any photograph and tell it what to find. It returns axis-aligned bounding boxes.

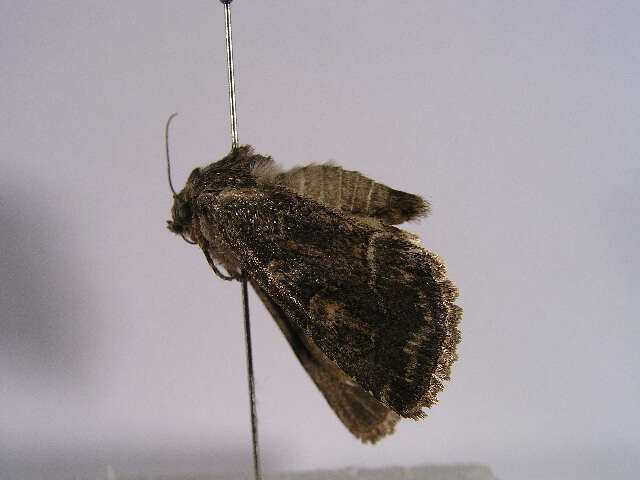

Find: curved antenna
[165,112,179,197]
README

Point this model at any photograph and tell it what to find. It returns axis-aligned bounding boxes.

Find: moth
[167,145,462,443]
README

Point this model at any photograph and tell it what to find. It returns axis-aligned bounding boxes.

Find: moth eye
[179,203,192,221]
[167,220,182,233]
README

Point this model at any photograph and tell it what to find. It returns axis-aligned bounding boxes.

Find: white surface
[115,465,497,480]
[1,1,639,480]
[269,465,496,480]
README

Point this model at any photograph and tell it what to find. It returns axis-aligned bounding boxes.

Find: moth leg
[179,232,197,245]
[201,246,237,281]
[191,212,241,281]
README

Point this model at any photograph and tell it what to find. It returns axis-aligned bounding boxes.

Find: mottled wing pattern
[273,164,430,225]
[249,279,399,443]
[197,184,461,418]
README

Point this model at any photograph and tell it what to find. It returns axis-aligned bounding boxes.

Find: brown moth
[168,145,462,443]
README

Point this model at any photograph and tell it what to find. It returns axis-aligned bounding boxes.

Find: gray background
[1,1,639,479]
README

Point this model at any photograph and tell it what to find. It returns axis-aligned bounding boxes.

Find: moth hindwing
[168,146,462,443]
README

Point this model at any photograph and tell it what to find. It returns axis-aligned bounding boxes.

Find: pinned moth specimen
[168,145,462,443]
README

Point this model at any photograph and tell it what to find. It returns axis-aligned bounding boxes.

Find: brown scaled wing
[197,182,461,412]
[250,278,399,443]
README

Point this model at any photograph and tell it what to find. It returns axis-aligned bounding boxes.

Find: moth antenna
[165,112,179,197]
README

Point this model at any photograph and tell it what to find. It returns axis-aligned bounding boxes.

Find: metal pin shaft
[220,2,261,480]
[223,0,239,149]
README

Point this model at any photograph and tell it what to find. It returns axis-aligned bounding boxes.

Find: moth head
[167,191,192,235]
[167,167,202,244]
